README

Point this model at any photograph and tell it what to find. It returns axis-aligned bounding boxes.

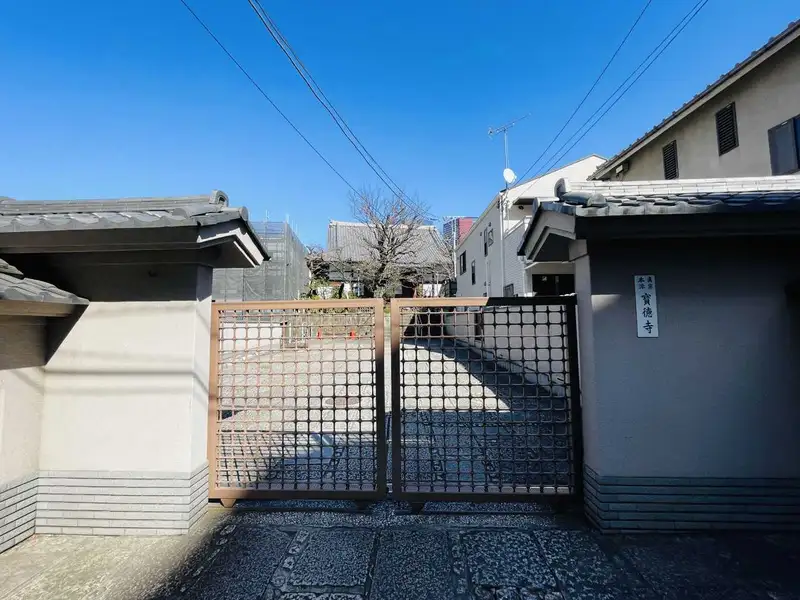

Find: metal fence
[212,221,308,301]
[389,296,582,502]
[209,300,386,501]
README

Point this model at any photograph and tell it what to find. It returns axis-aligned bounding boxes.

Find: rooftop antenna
[488,113,529,187]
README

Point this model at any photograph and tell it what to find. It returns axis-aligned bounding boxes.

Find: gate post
[564,297,584,498]
[389,299,402,496]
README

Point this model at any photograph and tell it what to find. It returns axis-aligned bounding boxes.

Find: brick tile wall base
[0,463,208,553]
[584,465,800,532]
[0,474,38,554]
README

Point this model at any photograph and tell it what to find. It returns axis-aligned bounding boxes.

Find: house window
[503,283,515,297]
[662,140,679,179]
[458,251,467,275]
[768,115,800,175]
[486,225,494,248]
[531,274,575,296]
[470,260,476,285]
[715,103,738,155]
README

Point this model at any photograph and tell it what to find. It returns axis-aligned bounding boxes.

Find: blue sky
[0,1,797,245]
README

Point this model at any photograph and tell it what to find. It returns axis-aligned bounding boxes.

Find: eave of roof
[591,19,800,180]
[0,258,88,308]
[0,191,270,262]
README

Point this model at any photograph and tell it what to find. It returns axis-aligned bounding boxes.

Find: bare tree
[330,188,447,300]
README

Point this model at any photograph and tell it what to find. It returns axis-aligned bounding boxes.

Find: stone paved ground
[1,502,799,600]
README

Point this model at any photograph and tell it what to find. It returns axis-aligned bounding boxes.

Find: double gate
[208,297,581,503]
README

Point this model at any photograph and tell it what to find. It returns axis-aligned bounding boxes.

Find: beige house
[519,174,800,531]
[593,20,800,182]
[0,192,267,553]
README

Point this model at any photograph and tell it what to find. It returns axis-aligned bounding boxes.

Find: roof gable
[592,20,800,180]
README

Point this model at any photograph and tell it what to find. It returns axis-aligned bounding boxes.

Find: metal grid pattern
[390,297,581,501]
[209,300,385,500]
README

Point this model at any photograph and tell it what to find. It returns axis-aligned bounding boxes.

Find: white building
[454,155,605,298]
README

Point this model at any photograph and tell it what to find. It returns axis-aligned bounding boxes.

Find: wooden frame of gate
[208,296,582,505]
[389,296,583,503]
[208,299,386,503]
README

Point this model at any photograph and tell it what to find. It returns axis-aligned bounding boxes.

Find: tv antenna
[488,113,529,187]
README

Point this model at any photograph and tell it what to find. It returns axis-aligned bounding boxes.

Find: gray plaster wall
[580,238,800,480]
[605,40,800,180]
[40,264,213,475]
[0,318,44,551]
[0,317,45,486]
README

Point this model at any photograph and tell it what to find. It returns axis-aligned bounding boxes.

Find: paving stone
[616,535,747,600]
[281,594,363,600]
[462,530,557,592]
[535,529,657,600]
[289,529,375,588]
[186,526,292,599]
[368,529,453,600]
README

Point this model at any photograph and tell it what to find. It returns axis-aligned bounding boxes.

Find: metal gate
[208,300,386,501]
[390,297,582,502]
[208,297,581,503]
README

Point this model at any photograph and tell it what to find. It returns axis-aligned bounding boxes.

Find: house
[0,192,267,553]
[454,155,605,298]
[518,174,800,531]
[324,220,451,298]
[592,20,800,182]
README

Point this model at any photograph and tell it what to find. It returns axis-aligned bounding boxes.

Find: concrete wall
[606,40,800,180]
[0,317,46,551]
[579,238,800,530]
[40,264,212,474]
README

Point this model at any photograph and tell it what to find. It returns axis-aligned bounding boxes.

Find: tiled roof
[591,20,800,180]
[546,175,800,217]
[0,190,253,234]
[326,221,450,267]
[0,258,88,305]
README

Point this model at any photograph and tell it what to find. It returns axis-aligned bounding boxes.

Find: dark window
[503,283,515,297]
[458,252,467,275]
[715,103,738,155]
[486,226,494,248]
[531,274,575,296]
[662,140,678,179]
[768,115,800,175]
[470,260,476,285]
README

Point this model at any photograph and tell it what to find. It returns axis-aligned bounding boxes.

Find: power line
[534,0,710,179]
[514,0,654,184]
[246,0,406,199]
[177,0,357,193]
[512,0,709,200]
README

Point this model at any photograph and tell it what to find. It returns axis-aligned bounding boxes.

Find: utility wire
[514,0,654,184]
[512,0,709,200]
[247,0,406,199]
[534,0,710,179]
[177,0,358,193]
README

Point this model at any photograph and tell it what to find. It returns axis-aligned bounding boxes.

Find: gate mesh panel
[213,303,383,496]
[393,300,579,498]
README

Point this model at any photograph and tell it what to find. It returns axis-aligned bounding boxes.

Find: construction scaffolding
[212,221,308,301]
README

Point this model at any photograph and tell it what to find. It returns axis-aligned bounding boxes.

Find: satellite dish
[503,168,517,185]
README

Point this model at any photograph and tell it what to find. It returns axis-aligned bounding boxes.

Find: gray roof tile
[0,190,269,258]
[544,189,800,217]
[0,258,88,305]
[326,221,450,267]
